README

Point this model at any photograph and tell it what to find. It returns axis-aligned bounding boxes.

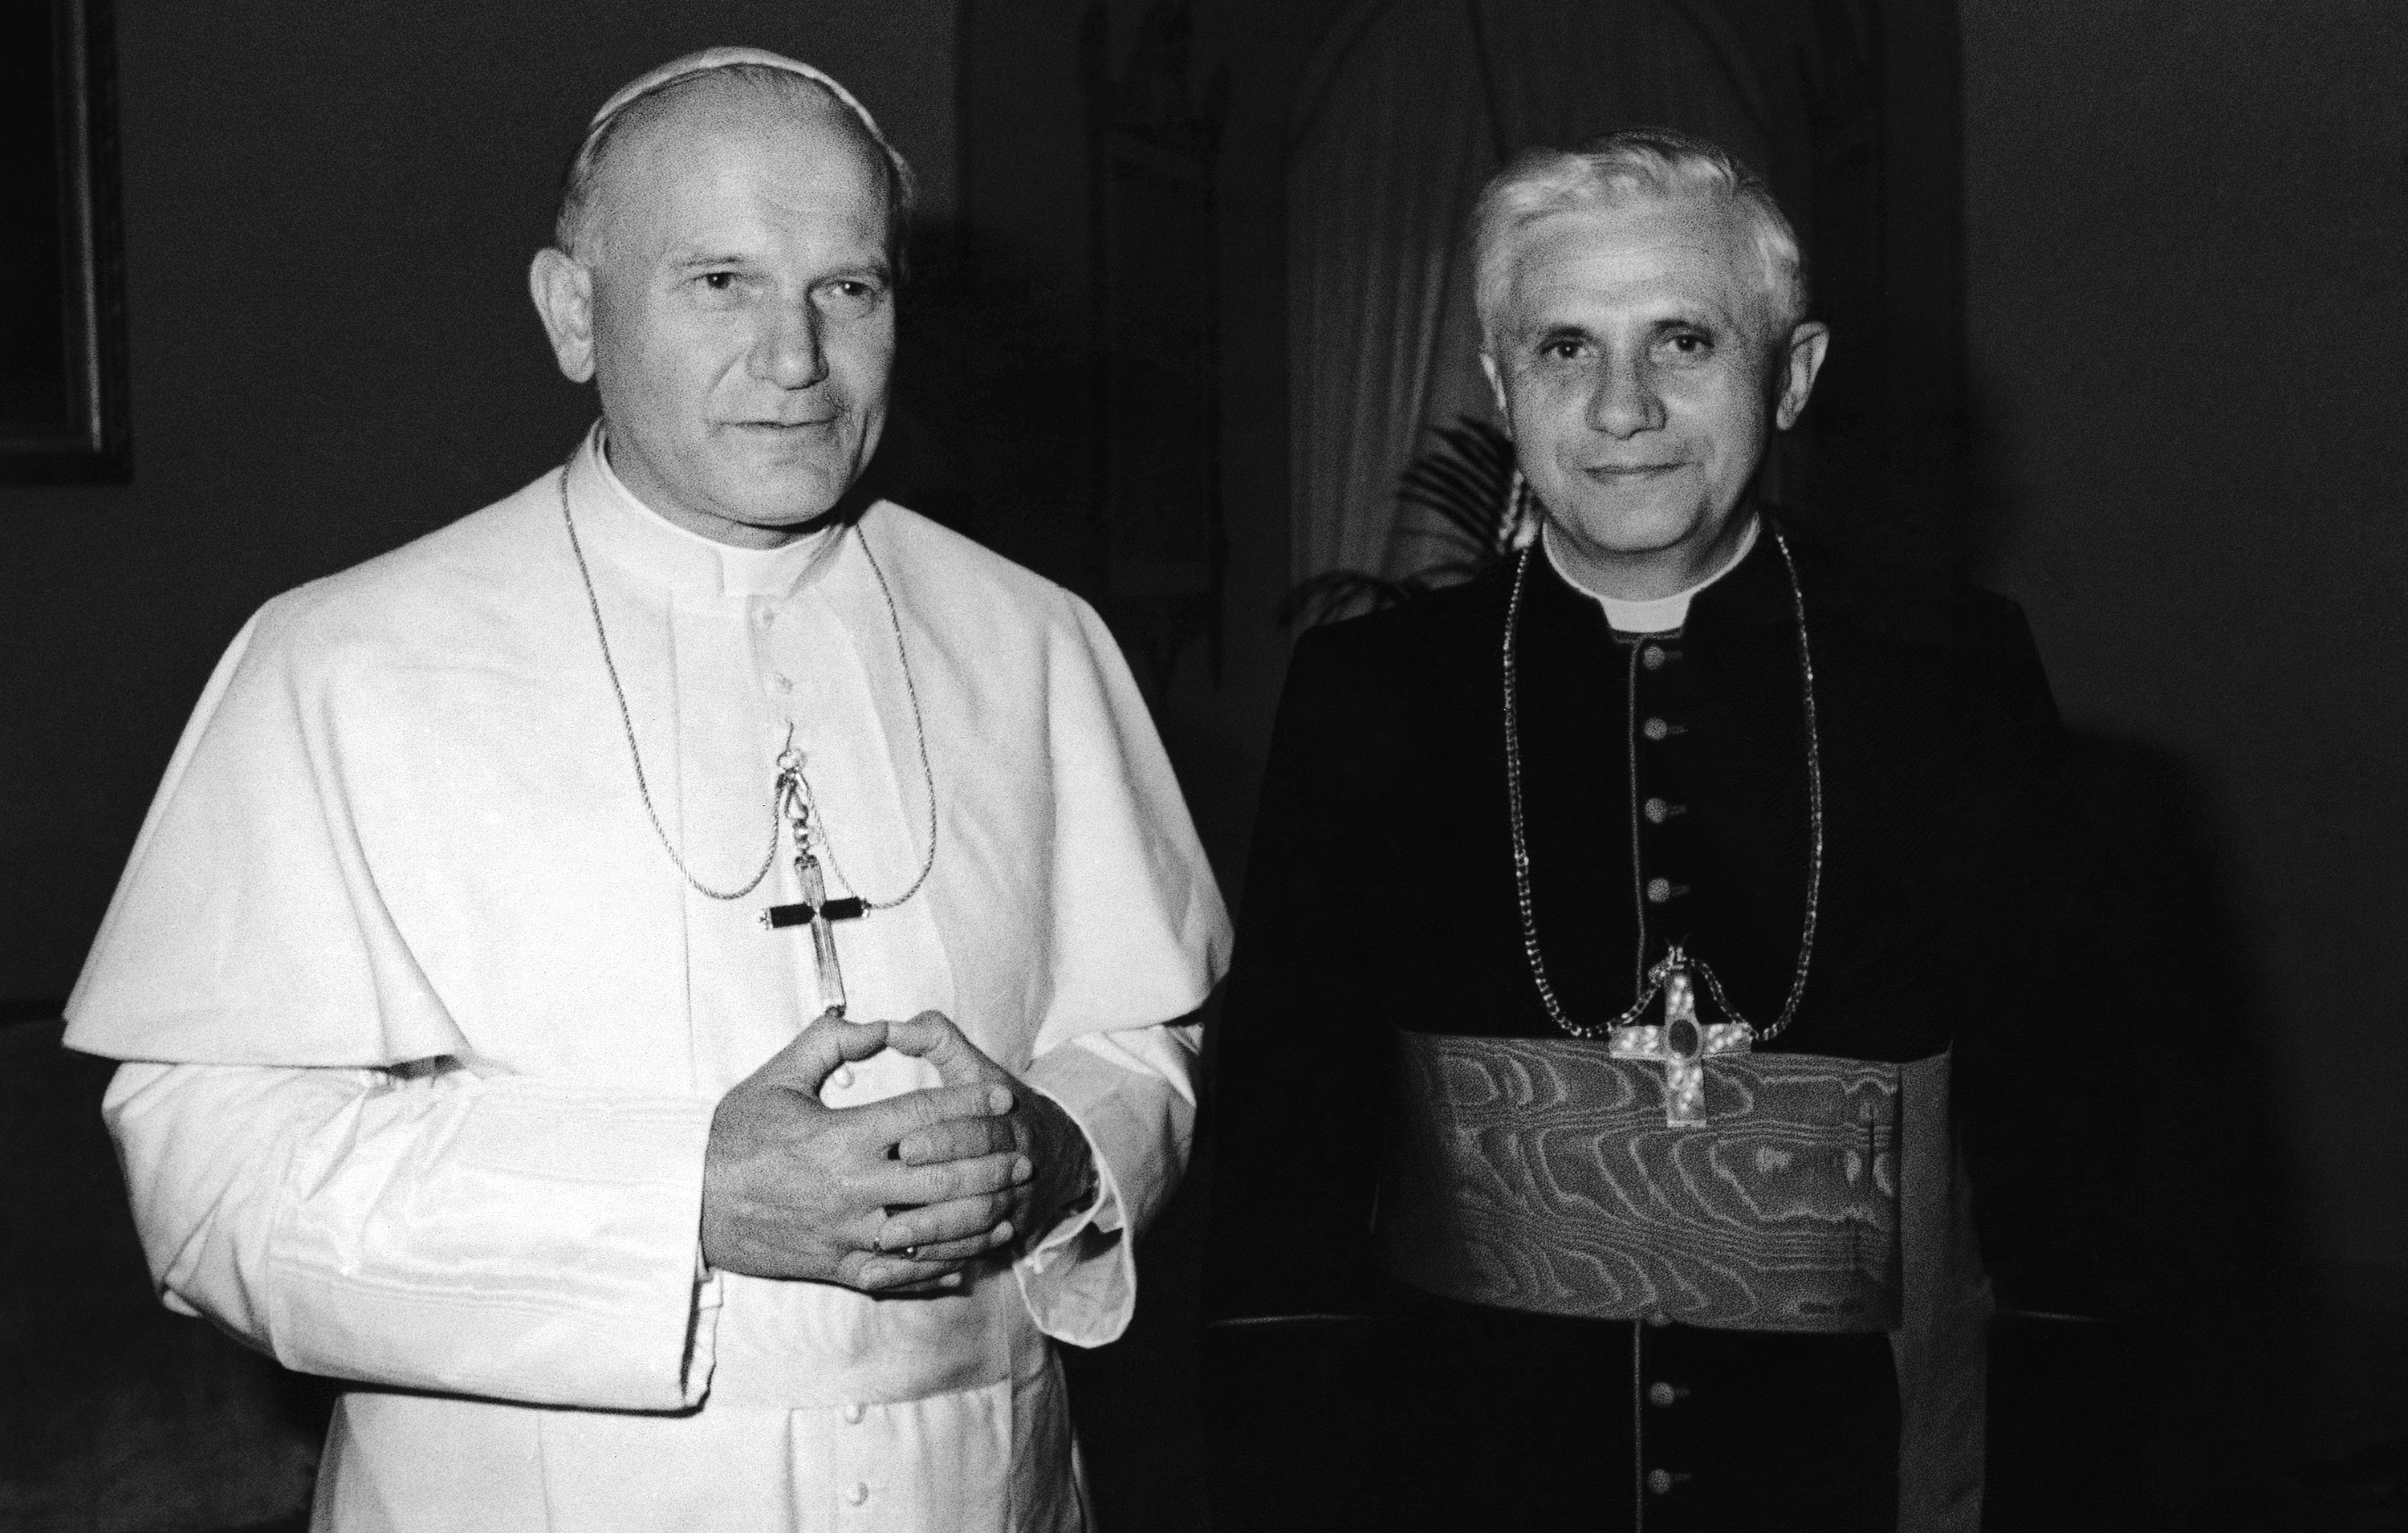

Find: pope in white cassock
[63,48,1228,1532]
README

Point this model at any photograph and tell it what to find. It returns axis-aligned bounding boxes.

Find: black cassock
[1203,529,2119,1533]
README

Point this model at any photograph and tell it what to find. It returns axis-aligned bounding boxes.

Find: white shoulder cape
[67,462,1228,1072]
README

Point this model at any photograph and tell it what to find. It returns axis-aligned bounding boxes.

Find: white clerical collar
[1543,516,1760,633]
[567,423,849,600]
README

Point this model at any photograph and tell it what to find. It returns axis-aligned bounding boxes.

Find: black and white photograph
[2,2,2402,1529]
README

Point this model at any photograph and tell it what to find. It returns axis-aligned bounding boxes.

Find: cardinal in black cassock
[1203,131,2130,1533]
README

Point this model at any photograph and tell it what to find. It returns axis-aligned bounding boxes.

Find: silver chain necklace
[557,466,938,910]
[1502,526,1824,1043]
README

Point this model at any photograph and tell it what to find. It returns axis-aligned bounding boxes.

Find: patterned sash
[1373,1030,1906,1332]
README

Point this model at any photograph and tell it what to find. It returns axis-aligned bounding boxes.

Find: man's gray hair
[553,59,917,274]
[1471,128,1807,348]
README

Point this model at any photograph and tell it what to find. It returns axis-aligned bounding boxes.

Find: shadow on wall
[1985,729,2408,1528]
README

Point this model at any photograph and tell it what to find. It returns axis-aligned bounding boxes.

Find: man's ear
[1774,321,1829,432]
[1479,352,1511,433]
[529,247,597,384]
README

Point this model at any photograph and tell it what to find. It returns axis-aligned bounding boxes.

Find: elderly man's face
[550,88,895,547]
[1483,194,1824,596]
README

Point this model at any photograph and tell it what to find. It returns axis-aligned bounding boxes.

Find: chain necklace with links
[1502,523,1824,1042]
[558,464,938,909]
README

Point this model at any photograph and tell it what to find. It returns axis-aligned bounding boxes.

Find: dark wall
[0,0,958,1006]
[1963,0,2408,1293]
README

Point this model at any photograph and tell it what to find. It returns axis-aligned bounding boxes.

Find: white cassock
[64,429,1230,1533]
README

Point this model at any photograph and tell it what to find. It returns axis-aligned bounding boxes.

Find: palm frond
[1397,417,1518,557]
[1282,416,1521,628]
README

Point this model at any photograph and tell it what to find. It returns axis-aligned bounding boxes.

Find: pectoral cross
[758,743,864,1017]
[1609,947,1753,1127]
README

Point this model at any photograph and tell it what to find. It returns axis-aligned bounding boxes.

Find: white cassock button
[759,608,777,628]
[845,1482,870,1507]
[832,1065,855,1089]
[842,1401,865,1424]
[1642,717,1670,742]
[1641,645,1667,670]
[772,673,794,695]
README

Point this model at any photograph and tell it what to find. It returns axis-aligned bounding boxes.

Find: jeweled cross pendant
[1609,954,1753,1127]
[758,745,861,1017]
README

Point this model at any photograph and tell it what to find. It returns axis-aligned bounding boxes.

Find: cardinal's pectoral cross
[1608,948,1754,1127]
[758,743,864,1017]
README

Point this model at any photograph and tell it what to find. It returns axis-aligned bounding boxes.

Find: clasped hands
[701,1010,1096,1295]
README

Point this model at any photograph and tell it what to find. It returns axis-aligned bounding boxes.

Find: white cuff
[1008,1029,1196,1348]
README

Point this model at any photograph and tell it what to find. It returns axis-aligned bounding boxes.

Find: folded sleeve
[1030,597,1230,1054]
[66,596,467,1067]
[104,1058,720,1411]
[1012,1020,1201,1346]
[1000,592,1223,1345]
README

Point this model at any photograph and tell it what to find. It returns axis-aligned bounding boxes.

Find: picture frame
[2,0,129,483]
